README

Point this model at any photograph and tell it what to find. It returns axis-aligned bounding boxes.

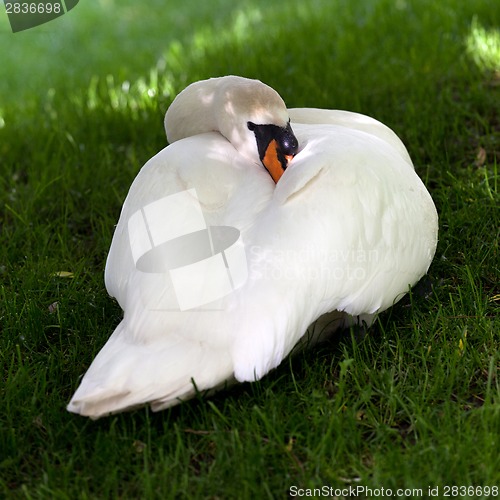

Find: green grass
[1,0,499,497]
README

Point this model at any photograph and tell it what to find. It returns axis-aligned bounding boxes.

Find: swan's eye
[277,122,299,157]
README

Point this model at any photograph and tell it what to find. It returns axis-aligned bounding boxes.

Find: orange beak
[262,139,294,183]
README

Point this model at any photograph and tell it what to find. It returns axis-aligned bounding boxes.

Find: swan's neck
[164,78,220,144]
[164,76,290,164]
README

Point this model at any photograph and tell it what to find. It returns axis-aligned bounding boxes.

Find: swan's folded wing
[231,124,437,381]
[104,133,272,308]
[289,108,413,166]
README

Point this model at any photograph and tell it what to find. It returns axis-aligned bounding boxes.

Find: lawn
[1,0,499,498]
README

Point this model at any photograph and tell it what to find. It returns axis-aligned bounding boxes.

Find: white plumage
[67,76,438,418]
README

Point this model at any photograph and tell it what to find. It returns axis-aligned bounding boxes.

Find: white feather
[67,77,438,418]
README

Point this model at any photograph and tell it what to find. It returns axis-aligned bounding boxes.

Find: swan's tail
[67,321,233,419]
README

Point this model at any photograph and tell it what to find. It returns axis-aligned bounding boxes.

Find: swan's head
[246,120,298,183]
[165,76,299,183]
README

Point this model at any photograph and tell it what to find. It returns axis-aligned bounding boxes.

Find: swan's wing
[289,108,413,166]
[280,124,437,313]
[231,124,438,381]
[104,132,273,308]
[69,133,275,417]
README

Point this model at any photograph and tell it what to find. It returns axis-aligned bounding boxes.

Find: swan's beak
[247,121,299,183]
[262,140,294,183]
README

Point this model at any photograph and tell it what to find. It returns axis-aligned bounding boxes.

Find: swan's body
[68,76,438,418]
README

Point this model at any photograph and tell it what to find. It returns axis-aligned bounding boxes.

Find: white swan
[67,76,438,418]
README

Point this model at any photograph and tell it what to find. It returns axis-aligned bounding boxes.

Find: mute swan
[67,76,438,418]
